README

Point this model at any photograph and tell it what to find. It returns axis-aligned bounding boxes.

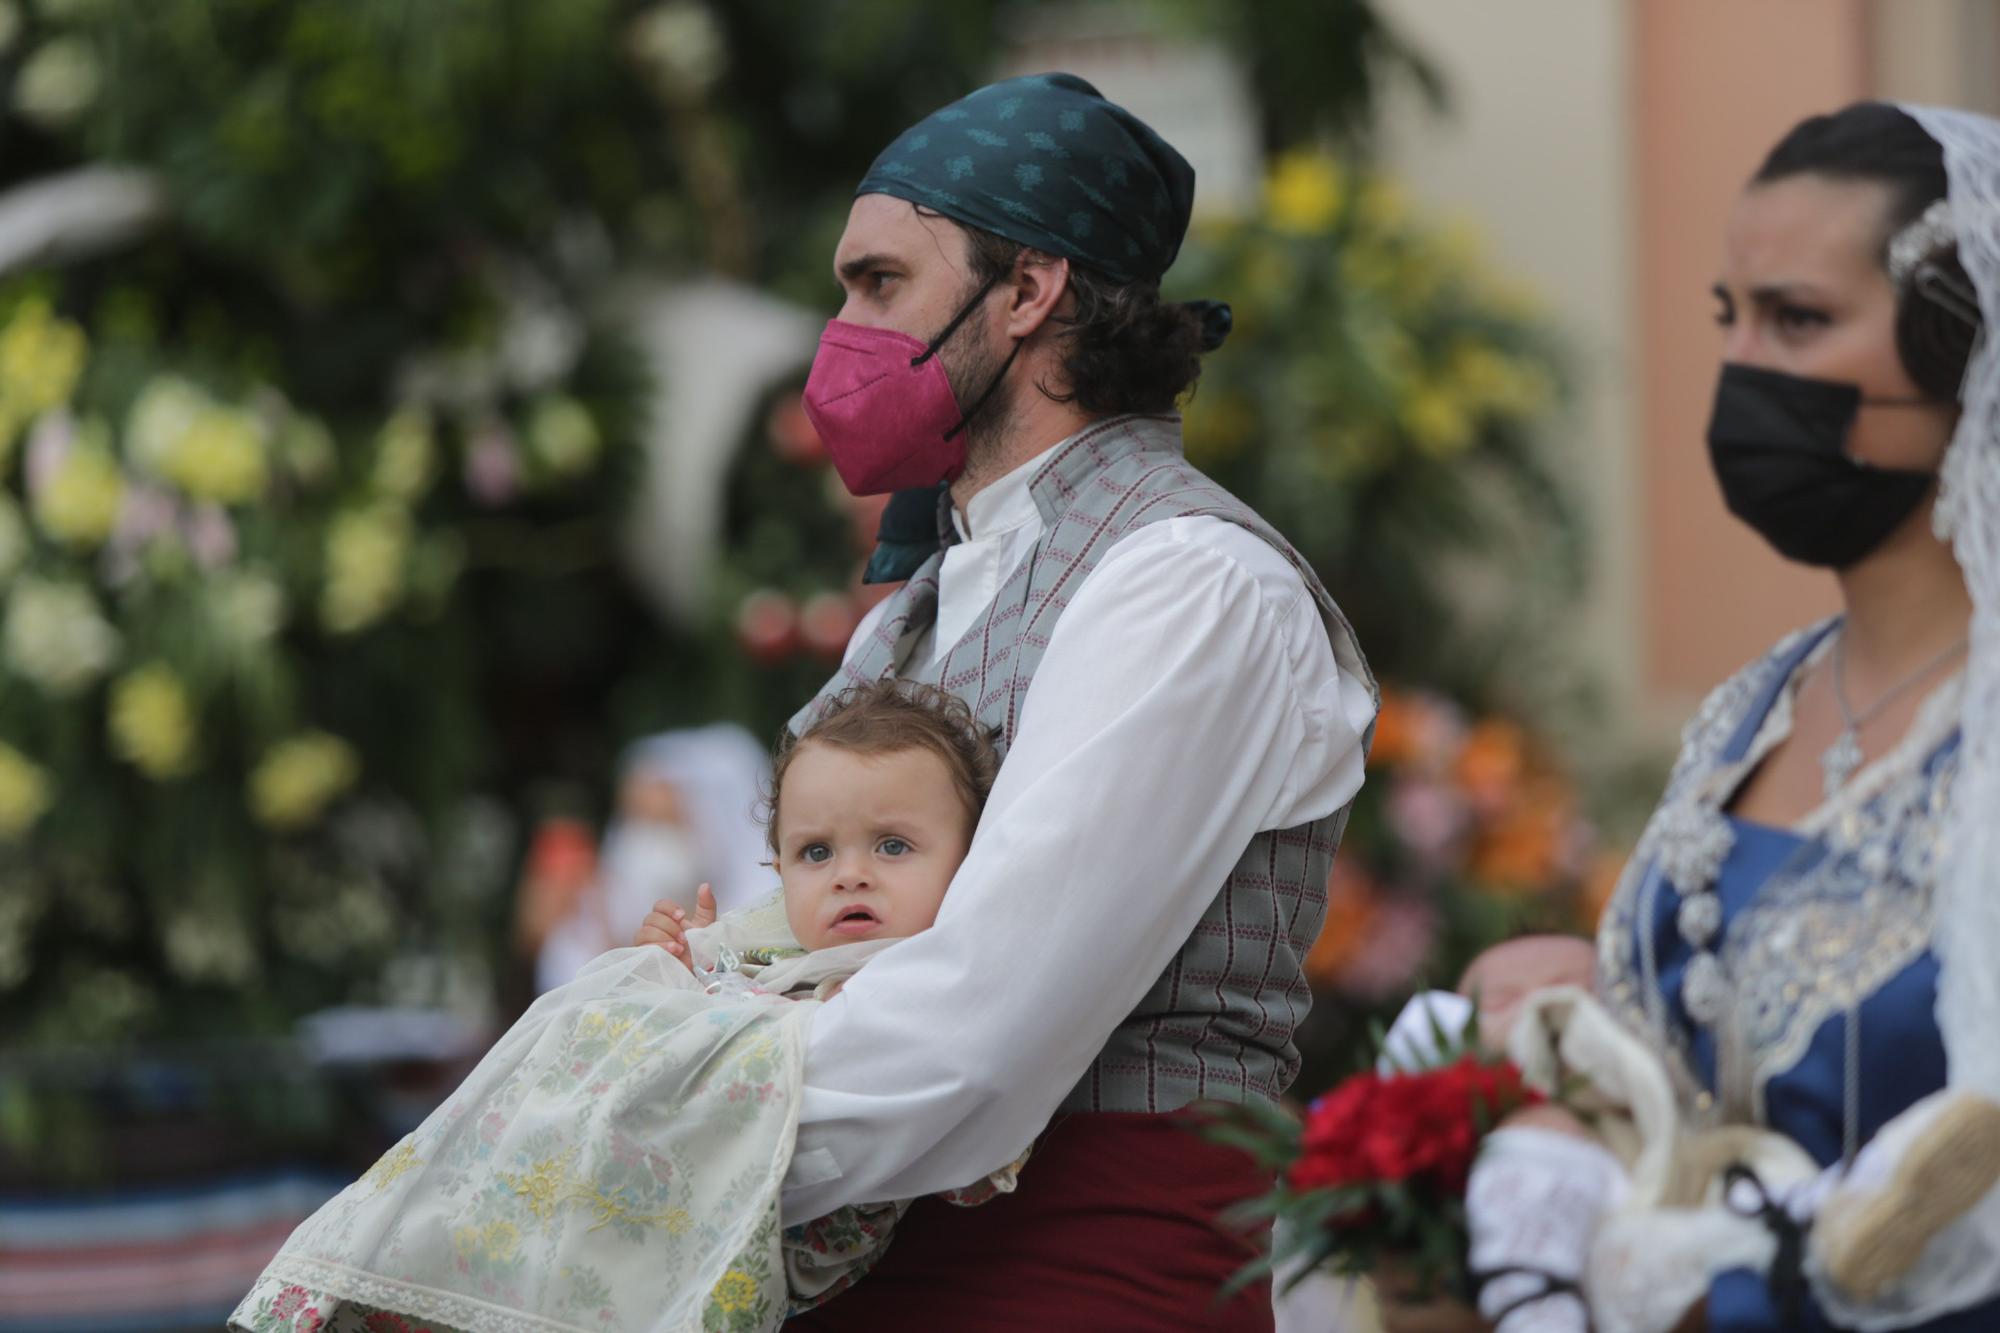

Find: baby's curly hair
[766,680,1001,855]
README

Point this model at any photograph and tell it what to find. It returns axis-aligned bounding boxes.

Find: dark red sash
[786,1110,1274,1332]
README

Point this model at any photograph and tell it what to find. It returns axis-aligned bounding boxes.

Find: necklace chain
[1822,629,1967,797]
[1831,629,1970,732]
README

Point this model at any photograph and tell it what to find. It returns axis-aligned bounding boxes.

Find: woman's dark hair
[961,225,1206,416]
[1755,101,1978,401]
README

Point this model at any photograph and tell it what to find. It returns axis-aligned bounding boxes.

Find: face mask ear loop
[1916,263,1985,332]
[910,272,1005,368]
[941,336,1026,443]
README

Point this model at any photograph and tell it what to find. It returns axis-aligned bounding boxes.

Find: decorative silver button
[1657,801,1736,894]
[1677,894,1723,947]
[1683,952,1731,1026]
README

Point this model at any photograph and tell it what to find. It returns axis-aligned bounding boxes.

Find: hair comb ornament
[1889,198,1982,327]
[1889,199,1956,285]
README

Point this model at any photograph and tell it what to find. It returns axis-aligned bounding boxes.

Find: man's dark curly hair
[960,224,1207,416]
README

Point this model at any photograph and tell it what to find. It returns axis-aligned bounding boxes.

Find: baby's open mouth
[830,906,881,933]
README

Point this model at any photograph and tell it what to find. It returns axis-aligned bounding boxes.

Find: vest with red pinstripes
[790,414,1375,1112]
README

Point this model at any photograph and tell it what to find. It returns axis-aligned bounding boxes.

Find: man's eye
[878,837,910,856]
[802,843,832,864]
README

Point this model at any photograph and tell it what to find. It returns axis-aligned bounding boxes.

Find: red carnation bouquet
[1203,1030,1540,1302]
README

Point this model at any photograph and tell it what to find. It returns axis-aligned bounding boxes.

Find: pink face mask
[801,321,968,495]
[800,275,1022,496]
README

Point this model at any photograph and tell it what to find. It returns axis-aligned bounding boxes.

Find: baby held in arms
[231,682,1014,1333]
[633,676,997,998]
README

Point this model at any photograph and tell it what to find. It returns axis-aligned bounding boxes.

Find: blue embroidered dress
[1596,620,1995,1331]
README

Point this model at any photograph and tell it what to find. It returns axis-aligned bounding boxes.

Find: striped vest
[792,414,1374,1112]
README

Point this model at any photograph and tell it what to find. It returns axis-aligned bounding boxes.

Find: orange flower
[1366,689,1421,769]
[1453,718,1528,813]
[1467,781,1570,894]
[1305,859,1382,989]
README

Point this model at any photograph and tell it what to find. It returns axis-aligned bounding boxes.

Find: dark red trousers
[786,1111,1274,1332]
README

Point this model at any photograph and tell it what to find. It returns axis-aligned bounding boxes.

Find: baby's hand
[634,884,717,969]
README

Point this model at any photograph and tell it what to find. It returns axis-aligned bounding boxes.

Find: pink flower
[1386,777,1468,866]
[1341,898,1438,1000]
[464,422,521,506]
[23,409,76,499]
[271,1286,310,1319]
[185,502,237,568]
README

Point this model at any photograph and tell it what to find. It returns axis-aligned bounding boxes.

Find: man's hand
[634,884,718,969]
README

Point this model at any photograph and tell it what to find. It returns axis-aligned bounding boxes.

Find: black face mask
[1705,363,1938,569]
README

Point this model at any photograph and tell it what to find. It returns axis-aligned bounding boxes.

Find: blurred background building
[0,1,1990,1328]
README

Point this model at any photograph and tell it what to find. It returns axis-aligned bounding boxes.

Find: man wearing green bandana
[781,73,1378,1329]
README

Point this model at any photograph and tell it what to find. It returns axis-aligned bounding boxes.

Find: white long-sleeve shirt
[779,443,1377,1222]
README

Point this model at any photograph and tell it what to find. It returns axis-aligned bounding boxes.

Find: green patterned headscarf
[858,72,1197,287]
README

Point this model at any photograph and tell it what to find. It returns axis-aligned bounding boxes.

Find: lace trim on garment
[1596,620,1963,1123]
[1728,733,1959,1119]
[1900,103,2000,1110]
[252,1256,593,1333]
[1595,624,1824,1105]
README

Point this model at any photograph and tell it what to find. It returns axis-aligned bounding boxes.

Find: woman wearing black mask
[1380,104,2000,1333]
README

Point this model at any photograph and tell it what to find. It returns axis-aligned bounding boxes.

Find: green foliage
[1170,151,1587,713]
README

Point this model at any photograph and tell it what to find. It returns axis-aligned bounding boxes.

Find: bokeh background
[0,1,1992,1329]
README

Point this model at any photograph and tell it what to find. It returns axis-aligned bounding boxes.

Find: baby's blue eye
[878,837,910,857]
[802,843,832,864]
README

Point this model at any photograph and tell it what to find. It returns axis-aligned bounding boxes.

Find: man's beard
[934,303,1017,482]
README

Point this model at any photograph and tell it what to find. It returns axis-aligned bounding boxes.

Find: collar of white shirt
[951,448,1048,543]
[930,448,1058,660]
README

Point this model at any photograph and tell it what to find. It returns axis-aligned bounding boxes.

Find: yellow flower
[505,1153,573,1223]
[248,731,359,830]
[125,375,206,473]
[711,1269,759,1314]
[281,414,337,487]
[364,1143,423,1197]
[321,505,410,634]
[109,663,198,780]
[1449,342,1557,420]
[0,297,86,417]
[1399,380,1477,457]
[526,395,600,477]
[481,1220,522,1263]
[13,36,101,128]
[3,578,119,695]
[160,405,267,504]
[0,741,51,839]
[372,407,435,500]
[1264,152,1344,235]
[34,442,123,548]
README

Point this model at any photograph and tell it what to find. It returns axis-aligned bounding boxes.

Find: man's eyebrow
[837,252,900,283]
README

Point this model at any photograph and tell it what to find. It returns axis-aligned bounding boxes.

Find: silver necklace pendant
[1821,727,1865,798]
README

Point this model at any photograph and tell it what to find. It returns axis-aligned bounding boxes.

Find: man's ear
[1002,251,1070,341]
